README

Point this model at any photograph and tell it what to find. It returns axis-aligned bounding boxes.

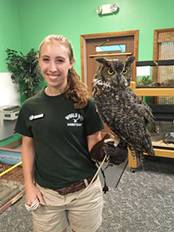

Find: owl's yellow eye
[122,69,127,75]
[108,68,114,75]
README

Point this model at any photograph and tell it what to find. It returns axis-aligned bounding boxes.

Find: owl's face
[93,56,135,93]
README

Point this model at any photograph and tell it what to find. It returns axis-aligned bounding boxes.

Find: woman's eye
[42,58,49,62]
[56,59,64,63]
[108,68,115,75]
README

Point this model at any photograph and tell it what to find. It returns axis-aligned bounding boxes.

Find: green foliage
[6,48,42,99]
[137,75,153,87]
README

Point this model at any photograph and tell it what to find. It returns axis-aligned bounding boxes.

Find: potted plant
[6,48,42,100]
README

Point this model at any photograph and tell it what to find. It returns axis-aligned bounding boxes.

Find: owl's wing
[106,105,154,158]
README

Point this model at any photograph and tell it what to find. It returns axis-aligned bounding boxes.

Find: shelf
[133,88,174,96]
[130,82,174,96]
[136,59,174,66]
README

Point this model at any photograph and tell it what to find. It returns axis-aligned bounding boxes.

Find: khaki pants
[32,177,103,232]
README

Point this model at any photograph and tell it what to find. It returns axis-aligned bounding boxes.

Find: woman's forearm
[22,136,35,188]
[87,131,103,152]
[21,136,45,205]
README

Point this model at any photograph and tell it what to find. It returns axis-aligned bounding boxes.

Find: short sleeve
[84,98,104,136]
[15,103,33,137]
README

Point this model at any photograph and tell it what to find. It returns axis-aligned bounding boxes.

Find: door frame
[80,30,139,85]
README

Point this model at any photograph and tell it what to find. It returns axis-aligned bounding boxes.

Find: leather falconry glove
[90,133,128,165]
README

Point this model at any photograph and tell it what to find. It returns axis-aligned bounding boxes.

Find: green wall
[18,0,174,72]
[0,0,21,71]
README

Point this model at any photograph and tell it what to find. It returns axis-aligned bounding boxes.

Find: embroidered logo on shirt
[65,113,83,127]
[29,113,44,121]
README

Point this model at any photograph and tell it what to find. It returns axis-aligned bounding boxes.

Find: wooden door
[80,30,139,94]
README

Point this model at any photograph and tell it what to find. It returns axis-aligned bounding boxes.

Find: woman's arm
[22,136,44,205]
[22,136,35,187]
[87,131,103,152]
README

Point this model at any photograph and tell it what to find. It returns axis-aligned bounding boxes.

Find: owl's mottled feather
[92,56,155,160]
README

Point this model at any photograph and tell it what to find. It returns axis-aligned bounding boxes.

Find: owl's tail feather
[128,145,142,160]
[144,134,155,156]
[128,136,155,168]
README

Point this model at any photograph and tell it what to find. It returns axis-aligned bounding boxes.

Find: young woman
[15,34,104,232]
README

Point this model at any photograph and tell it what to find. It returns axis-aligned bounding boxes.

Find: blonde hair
[38,34,89,108]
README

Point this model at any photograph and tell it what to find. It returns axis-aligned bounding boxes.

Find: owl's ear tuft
[96,57,107,64]
[126,56,135,65]
[96,58,111,68]
[123,56,135,71]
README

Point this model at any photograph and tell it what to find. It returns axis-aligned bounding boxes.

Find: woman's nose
[49,61,57,71]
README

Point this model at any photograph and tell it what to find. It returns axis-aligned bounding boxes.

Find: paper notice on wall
[0,72,20,107]
[136,66,151,77]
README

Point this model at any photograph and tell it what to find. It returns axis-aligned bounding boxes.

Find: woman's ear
[68,67,73,76]
[68,64,73,72]
[69,58,74,69]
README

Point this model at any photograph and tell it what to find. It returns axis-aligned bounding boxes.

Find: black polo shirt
[15,90,104,189]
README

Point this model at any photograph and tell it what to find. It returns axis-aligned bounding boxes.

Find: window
[96,44,126,53]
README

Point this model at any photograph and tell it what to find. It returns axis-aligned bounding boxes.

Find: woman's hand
[25,183,45,206]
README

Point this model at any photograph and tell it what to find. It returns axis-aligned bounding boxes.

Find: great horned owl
[92,56,155,160]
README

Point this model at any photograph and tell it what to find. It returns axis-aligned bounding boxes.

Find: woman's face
[39,41,72,89]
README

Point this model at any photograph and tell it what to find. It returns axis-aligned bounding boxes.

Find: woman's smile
[39,41,72,91]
